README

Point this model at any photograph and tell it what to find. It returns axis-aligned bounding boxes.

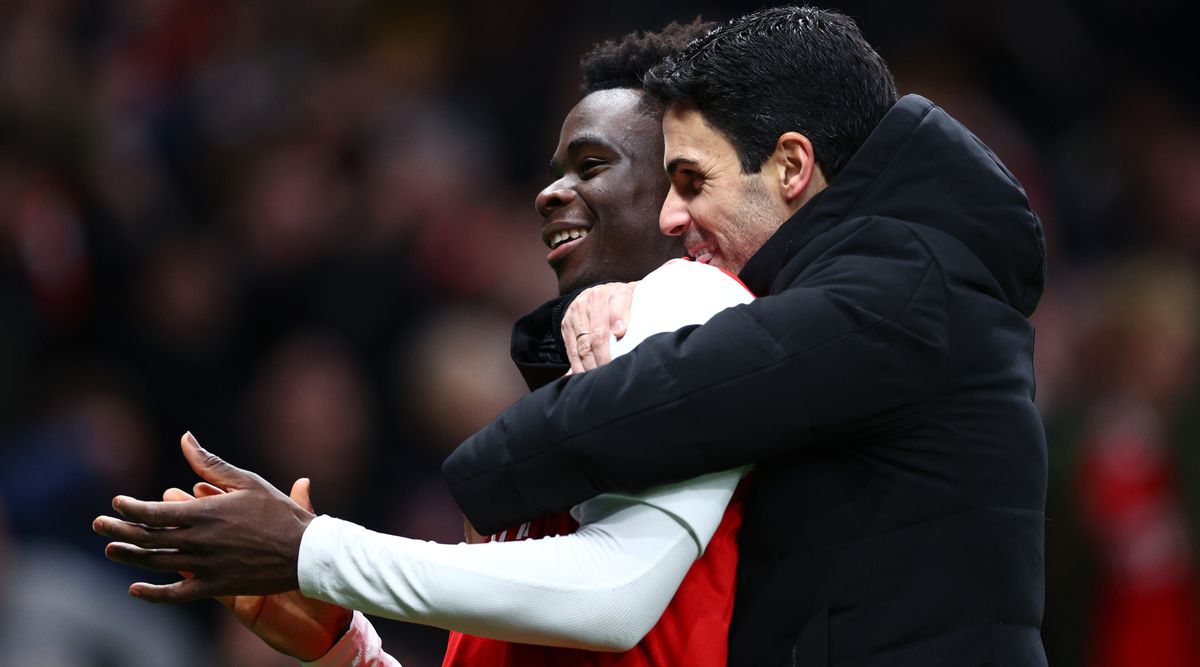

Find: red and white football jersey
[441,481,746,667]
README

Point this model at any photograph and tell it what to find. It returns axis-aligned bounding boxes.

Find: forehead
[559,89,659,149]
[662,104,739,165]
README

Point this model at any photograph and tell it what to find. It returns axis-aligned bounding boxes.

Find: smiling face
[659,104,792,273]
[537,88,684,294]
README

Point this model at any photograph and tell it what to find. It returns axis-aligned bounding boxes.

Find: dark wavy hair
[580,18,716,102]
[643,6,897,179]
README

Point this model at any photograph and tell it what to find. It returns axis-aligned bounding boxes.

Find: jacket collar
[738,95,936,296]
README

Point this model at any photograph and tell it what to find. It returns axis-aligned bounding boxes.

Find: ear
[771,131,820,206]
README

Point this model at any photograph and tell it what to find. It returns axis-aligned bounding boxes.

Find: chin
[557,280,587,296]
[551,257,589,294]
[560,268,613,295]
[555,272,584,296]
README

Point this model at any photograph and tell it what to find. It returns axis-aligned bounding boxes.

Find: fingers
[110,495,193,527]
[193,482,224,498]
[584,287,611,369]
[610,281,637,339]
[561,294,585,373]
[587,282,636,364]
[179,431,263,492]
[93,515,186,549]
[158,530,230,608]
[162,487,194,502]
[163,484,222,503]
[563,285,629,373]
[289,478,314,513]
[573,330,595,372]
[177,567,234,609]
[105,542,194,573]
[162,483,222,504]
[128,577,210,604]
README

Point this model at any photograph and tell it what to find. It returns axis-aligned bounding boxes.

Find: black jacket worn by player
[444,95,1048,667]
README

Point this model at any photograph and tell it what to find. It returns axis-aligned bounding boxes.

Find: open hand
[93,432,315,603]
[561,281,638,373]
[164,479,353,661]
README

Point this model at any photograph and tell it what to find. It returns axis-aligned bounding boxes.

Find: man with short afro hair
[580,18,712,94]
[98,17,764,667]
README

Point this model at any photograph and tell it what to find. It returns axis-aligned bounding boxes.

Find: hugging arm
[445,218,948,534]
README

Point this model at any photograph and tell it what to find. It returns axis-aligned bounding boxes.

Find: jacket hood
[740,94,1045,316]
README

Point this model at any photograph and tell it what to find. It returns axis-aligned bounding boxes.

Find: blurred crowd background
[0,0,1197,665]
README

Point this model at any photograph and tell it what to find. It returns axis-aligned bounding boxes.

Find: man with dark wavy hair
[448,6,1049,666]
[98,20,765,667]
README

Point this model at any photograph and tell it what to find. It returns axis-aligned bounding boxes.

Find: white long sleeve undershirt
[298,259,755,665]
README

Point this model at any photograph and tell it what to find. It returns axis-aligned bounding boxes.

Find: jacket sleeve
[445,217,949,534]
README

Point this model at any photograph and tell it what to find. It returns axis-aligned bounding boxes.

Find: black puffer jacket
[445,95,1048,666]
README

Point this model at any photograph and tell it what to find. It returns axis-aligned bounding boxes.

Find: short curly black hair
[644,6,897,179]
[580,18,715,95]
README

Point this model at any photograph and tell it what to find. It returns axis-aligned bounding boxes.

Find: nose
[535,179,576,218]
[659,187,691,237]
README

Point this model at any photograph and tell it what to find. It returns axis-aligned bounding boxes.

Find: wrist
[311,607,355,660]
[284,509,316,590]
[293,605,355,662]
[331,608,354,643]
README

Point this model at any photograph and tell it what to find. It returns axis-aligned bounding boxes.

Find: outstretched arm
[95,260,753,651]
[97,434,739,651]
[298,467,741,651]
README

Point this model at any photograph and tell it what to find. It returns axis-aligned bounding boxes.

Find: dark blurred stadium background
[1,1,1198,664]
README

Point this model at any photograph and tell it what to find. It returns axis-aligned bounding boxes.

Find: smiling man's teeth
[550,229,589,249]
